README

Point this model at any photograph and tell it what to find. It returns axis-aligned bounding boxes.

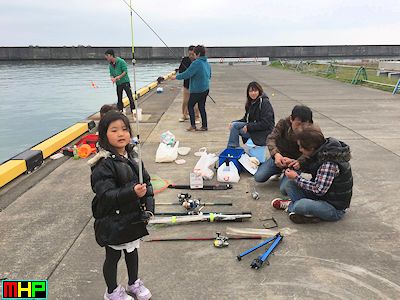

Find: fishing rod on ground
[119,0,216,104]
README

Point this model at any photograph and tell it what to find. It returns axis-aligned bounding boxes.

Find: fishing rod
[120,0,216,104]
[129,0,143,184]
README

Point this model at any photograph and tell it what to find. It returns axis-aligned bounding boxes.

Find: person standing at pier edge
[105,49,135,114]
[172,45,211,131]
[178,45,201,123]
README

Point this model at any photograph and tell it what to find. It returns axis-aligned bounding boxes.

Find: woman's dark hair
[245,81,264,110]
[291,105,313,123]
[188,45,195,51]
[296,126,325,151]
[98,111,132,152]
[104,49,115,57]
[194,45,206,56]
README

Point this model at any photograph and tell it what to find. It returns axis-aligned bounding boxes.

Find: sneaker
[104,285,133,300]
[126,279,152,300]
[195,127,208,131]
[289,212,321,224]
[178,116,188,122]
[270,174,281,181]
[195,119,201,124]
[271,198,291,210]
[186,126,196,132]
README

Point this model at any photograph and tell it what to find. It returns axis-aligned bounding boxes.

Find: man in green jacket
[105,49,135,113]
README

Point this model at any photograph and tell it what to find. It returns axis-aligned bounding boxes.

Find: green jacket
[109,57,130,85]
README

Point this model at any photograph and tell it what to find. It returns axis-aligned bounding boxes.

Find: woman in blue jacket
[173,45,211,131]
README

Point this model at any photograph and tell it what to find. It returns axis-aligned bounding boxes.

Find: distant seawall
[0,45,399,60]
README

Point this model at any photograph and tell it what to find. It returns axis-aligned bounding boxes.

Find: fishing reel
[213,232,229,248]
[178,193,202,212]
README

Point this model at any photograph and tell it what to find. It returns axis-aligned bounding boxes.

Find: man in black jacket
[178,45,200,123]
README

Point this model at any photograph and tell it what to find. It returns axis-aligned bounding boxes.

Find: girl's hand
[285,169,298,180]
[242,125,248,133]
[228,123,232,130]
[171,75,176,80]
[134,183,147,198]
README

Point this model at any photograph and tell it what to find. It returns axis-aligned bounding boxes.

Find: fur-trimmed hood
[88,144,138,167]
[315,137,351,164]
[88,149,111,167]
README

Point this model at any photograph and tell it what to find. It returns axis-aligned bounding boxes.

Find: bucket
[132,108,142,121]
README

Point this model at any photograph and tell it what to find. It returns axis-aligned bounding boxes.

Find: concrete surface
[1,65,400,299]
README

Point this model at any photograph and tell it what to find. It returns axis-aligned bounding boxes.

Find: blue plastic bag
[245,139,266,163]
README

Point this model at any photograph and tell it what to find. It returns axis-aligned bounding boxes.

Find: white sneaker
[126,279,152,300]
[270,174,281,181]
[104,285,133,300]
[195,119,201,124]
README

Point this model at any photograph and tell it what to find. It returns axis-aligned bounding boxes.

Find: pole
[130,0,143,183]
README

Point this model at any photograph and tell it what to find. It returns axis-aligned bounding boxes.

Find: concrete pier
[1,65,400,299]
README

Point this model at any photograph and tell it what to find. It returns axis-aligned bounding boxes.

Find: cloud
[0,0,399,46]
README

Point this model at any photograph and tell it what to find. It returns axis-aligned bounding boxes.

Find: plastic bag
[217,161,240,183]
[244,138,266,163]
[155,141,179,163]
[161,131,175,145]
[193,150,218,180]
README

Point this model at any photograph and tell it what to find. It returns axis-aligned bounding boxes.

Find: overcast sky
[1,0,399,47]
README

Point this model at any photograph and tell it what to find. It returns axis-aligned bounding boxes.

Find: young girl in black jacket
[227,81,275,148]
[89,111,153,300]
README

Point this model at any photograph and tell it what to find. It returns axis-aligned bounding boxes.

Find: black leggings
[116,82,135,112]
[188,90,209,128]
[103,246,138,294]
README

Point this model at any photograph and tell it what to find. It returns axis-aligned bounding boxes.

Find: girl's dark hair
[296,126,325,151]
[98,111,132,152]
[100,104,118,119]
[194,45,206,56]
[245,81,264,110]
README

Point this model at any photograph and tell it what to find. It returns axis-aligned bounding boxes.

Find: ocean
[0,60,178,163]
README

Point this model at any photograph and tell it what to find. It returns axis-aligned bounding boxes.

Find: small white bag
[155,141,179,163]
[217,161,240,183]
[193,150,218,180]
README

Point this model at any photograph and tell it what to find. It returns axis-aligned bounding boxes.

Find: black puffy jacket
[89,145,154,247]
[302,138,353,210]
[236,93,275,146]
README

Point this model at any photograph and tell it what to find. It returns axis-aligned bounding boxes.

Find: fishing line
[119,0,216,104]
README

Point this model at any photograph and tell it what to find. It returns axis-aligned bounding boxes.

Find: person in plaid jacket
[271,126,353,224]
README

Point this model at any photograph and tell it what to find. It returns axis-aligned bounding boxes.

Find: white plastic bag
[193,151,218,180]
[217,161,240,183]
[155,141,179,163]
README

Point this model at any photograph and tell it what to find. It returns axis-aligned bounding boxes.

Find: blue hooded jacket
[176,56,211,93]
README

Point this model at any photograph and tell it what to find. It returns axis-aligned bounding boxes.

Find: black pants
[188,90,209,128]
[103,246,138,294]
[116,82,135,112]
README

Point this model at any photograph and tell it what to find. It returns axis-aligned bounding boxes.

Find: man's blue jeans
[254,157,289,195]
[227,122,250,148]
[284,180,345,221]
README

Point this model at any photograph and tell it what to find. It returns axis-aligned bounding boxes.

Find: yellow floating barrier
[0,160,27,188]
[147,81,158,90]
[32,123,88,158]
